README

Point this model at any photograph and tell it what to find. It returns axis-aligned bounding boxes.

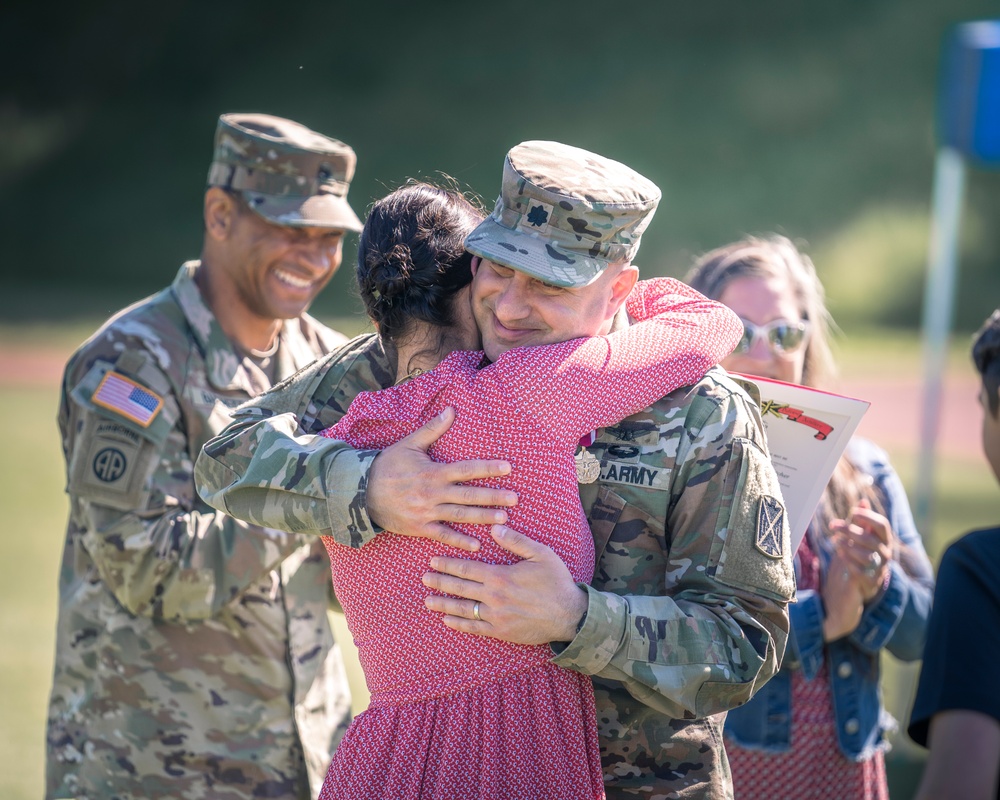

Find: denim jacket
[725,438,935,761]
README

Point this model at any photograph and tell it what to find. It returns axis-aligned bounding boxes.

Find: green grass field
[0,386,69,800]
[1,325,995,800]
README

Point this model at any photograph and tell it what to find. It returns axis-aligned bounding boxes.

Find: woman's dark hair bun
[367,243,414,303]
[356,182,485,343]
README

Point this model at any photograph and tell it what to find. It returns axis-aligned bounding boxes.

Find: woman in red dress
[317,183,742,800]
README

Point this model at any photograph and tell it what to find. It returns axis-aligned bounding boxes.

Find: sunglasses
[736,318,811,355]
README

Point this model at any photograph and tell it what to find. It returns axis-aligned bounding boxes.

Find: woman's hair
[685,234,836,390]
[357,181,485,345]
[686,235,885,528]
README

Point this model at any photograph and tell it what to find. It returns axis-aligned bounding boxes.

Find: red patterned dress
[727,534,889,800]
[317,278,741,800]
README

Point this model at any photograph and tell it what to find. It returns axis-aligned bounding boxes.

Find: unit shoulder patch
[756,495,785,558]
[68,417,158,510]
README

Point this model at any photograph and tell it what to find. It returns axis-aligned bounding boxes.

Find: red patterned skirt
[727,665,887,800]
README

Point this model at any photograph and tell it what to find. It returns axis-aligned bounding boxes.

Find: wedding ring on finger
[472,602,482,622]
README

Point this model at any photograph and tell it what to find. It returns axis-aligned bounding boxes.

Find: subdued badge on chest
[193,389,245,409]
[189,389,248,433]
[599,459,669,490]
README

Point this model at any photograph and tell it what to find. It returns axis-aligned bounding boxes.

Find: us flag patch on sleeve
[93,371,164,427]
[755,495,785,558]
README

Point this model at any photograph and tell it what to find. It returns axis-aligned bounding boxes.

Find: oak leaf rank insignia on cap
[465,140,661,288]
[523,200,553,232]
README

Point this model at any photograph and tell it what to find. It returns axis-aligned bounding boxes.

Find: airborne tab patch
[93,371,164,427]
[756,495,785,558]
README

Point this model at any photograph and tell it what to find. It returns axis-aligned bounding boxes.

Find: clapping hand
[829,498,895,602]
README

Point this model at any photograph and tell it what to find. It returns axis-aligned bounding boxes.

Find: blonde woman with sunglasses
[687,235,934,800]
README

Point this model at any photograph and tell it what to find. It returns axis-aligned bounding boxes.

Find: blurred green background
[3,0,1000,330]
[2,2,999,798]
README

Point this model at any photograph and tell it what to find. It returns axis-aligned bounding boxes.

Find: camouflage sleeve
[194,333,391,547]
[195,410,380,547]
[62,352,306,622]
[552,380,795,719]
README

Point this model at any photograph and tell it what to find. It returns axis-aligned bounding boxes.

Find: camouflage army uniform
[47,262,353,800]
[197,335,794,799]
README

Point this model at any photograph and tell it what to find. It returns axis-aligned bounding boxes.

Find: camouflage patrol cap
[207,112,362,232]
[464,140,661,288]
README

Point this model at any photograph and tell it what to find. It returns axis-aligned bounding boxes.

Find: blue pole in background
[915,19,1000,536]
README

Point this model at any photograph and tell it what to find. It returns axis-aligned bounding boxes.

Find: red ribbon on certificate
[774,405,832,440]
[759,399,834,440]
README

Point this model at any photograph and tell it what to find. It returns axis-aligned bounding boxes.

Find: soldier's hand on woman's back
[366,407,519,551]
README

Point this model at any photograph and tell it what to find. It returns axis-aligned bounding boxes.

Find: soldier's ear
[607,264,639,313]
[204,188,238,242]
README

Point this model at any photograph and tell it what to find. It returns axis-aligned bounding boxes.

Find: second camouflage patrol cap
[207,112,362,232]
[464,140,661,288]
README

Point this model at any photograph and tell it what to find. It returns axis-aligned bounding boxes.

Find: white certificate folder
[734,373,870,554]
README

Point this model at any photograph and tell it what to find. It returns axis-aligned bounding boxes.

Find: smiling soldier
[46,113,362,800]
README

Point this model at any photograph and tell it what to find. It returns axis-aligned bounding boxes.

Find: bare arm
[915,710,1000,800]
